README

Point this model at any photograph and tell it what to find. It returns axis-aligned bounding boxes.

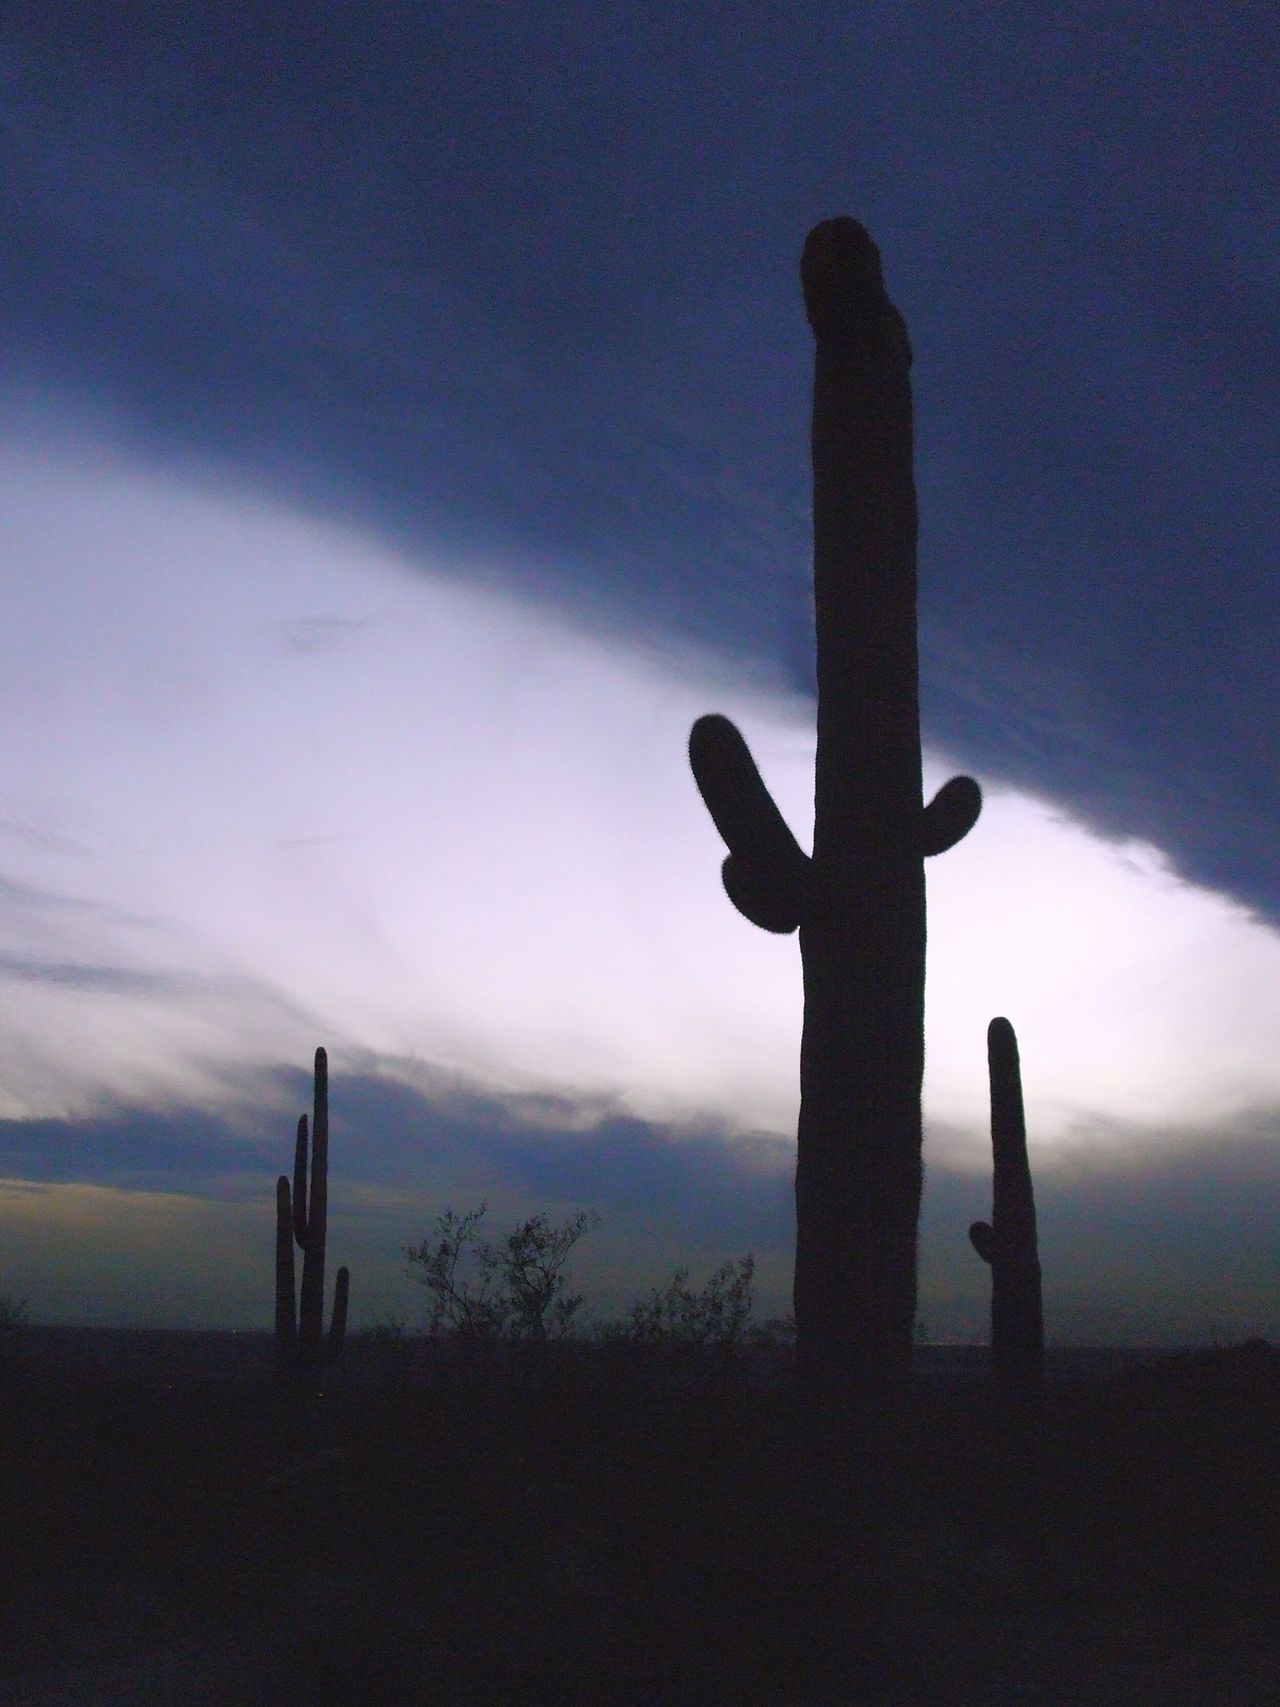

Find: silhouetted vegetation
[2,1171,1277,1695]
[2,1319,1277,1702]
[404,1202,598,1343]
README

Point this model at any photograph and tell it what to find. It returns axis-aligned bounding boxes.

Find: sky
[1,5,1277,1342]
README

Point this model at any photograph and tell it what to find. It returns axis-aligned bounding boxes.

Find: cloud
[3,1067,1277,1341]
[922,785,1280,1154]
[0,1107,261,1193]
[0,950,250,997]
[0,1055,791,1234]
[0,815,93,860]
[0,428,807,1126]
[0,873,117,914]
[262,614,373,657]
[1,12,1273,920]
[2,435,1280,1170]
[0,1057,799,1327]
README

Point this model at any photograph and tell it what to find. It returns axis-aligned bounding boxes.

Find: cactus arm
[274,1175,297,1366]
[922,775,982,856]
[328,1266,350,1359]
[297,1047,330,1364]
[689,713,814,933]
[292,1115,309,1248]
[719,855,805,934]
[969,1219,996,1264]
[688,714,806,870]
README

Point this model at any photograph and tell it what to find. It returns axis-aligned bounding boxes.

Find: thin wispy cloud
[0,872,122,913]
[262,614,373,657]
[0,952,229,996]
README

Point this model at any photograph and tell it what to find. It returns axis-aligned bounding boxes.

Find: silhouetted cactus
[970,1016,1044,1392]
[690,220,980,1427]
[274,1174,296,1372]
[690,223,981,1639]
[274,1046,349,1376]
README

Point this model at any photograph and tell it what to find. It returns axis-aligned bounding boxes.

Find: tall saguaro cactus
[689,221,980,1479]
[274,1047,349,1375]
[970,1016,1044,1392]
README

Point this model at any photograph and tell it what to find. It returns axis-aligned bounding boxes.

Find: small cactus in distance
[274,1047,349,1376]
[970,1016,1043,1391]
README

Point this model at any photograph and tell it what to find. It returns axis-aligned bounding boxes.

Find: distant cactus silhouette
[689,220,980,1445]
[970,1017,1043,1391]
[274,1047,349,1375]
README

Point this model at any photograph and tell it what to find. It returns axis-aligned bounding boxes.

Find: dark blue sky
[3,2,1275,911]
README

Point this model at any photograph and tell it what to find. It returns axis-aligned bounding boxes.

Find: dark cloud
[0,1060,795,1242]
[315,1066,797,1249]
[1,7,1275,912]
[0,1061,795,1279]
[0,1104,261,1193]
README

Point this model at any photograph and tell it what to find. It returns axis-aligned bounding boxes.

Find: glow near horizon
[3,424,1280,1168]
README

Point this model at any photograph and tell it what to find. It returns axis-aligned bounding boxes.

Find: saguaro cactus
[274,1174,297,1365]
[689,220,980,1429]
[274,1046,349,1374]
[970,1016,1044,1391]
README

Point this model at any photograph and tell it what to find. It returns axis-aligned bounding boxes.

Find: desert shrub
[599,1255,769,1391]
[612,1254,756,1349]
[404,1203,599,1344]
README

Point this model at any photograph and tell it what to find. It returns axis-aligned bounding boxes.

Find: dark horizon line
[17,1322,1268,1357]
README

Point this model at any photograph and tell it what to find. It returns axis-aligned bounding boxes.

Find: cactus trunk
[970,1016,1046,1575]
[297,1047,329,1367]
[970,1016,1044,1392]
[273,1047,348,1376]
[689,221,980,1596]
[796,220,928,1413]
[274,1174,297,1371]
